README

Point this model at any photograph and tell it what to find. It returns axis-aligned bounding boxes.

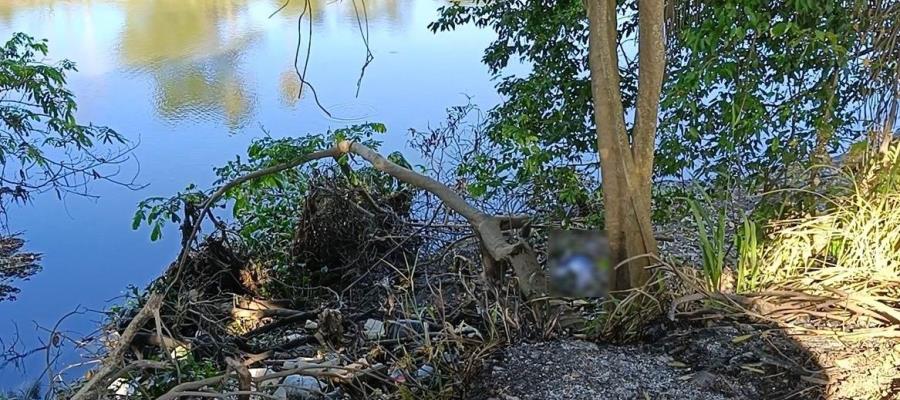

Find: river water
[0,0,499,388]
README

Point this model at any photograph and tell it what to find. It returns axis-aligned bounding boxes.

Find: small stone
[304,320,319,330]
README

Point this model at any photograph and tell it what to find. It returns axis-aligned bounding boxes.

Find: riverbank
[56,175,900,399]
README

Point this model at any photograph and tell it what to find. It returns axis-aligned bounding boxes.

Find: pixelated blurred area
[548,230,611,298]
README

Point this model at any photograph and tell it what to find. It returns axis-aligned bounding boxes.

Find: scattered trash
[389,367,406,383]
[283,333,305,342]
[249,367,277,389]
[169,344,190,360]
[454,320,482,339]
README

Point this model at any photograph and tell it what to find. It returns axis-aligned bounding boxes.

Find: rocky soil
[472,325,825,400]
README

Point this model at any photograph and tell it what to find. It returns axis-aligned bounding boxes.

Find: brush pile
[64,173,535,399]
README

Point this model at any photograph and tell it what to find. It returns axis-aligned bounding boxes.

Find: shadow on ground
[470,321,900,400]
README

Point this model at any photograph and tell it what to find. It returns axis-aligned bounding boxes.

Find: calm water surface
[0,0,498,387]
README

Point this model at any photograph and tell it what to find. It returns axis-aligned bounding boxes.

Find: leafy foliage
[660,0,897,189]
[430,1,621,214]
[132,123,413,286]
[136,354,221,398]
[735,142,900,331]
[133,184,205,242]
[432,0,898,216]
[735,217,760,293]
[0,33,130,216]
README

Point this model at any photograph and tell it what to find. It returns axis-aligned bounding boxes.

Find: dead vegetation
[63,139,563,399]
[51,139,900,400]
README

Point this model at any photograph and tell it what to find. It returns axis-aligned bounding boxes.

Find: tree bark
[585,0,664,290]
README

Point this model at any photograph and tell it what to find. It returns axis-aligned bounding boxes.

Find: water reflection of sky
[0,0,499,388]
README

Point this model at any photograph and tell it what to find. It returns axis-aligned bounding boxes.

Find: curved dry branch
[170,140,547,297]
[70,293,163,400]
[75,140,549,398]
[343,140,549,297]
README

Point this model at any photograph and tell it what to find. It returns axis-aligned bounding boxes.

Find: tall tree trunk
[585,0,665,290]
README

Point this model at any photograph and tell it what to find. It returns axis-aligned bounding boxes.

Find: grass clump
[685,195,727,292]
[741,142,900,330]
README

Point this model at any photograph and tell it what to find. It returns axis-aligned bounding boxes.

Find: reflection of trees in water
[269,0,401,24]
[118,0,249,66]
[118,0,256,128]
[0,0,409,126]
[279,70,305,108]
[153,53,254,130]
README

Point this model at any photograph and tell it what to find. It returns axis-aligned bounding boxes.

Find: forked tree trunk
[585,0,665,290]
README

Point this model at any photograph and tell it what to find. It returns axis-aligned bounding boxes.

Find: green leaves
[435,0,894,220]
[770,21,792,37]
[432,0,605,217]
[0,33,128,216]
[134,124,394,252]
[735,217,760,293]
[658,0,885,192]
[132,184,204,242]
[685,194,727,292]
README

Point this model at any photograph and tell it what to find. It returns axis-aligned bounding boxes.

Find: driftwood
[75,140,550,397]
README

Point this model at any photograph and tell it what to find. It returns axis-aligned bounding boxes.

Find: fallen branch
[71,293,163,400]
[239,310,319,339]
[172,140,548,298]
[84,139,552,398]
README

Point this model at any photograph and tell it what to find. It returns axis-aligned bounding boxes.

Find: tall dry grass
[746,142,900,330]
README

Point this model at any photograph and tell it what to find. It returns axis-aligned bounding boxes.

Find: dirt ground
[471,324,899,400]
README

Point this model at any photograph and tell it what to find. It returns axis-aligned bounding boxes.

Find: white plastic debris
[249,367,276,388]
[455,321,483,339]
[273,375,323,399]
[283,333,305,342]
[107,377,136,396]
[415,364,435,380]
[363,319,385,340]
